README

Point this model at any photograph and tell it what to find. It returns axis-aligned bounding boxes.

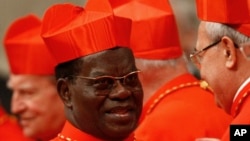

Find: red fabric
[135,74,232,141]
[231,82,250,117]
[196,0,250,37]
[0,107,33,141]
[4,14,56,75]
[105,0,182,59]
[41,3,132,64]
[221,84,250,141]
[51,121,134,141]
[230,24,250,40]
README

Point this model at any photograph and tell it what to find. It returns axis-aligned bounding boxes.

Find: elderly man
[192,0,250,140]
[41,1,143,141]
[4,15,66,141]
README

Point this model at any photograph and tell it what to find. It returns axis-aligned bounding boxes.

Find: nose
[11,91,26,114]
[108,80,132,100]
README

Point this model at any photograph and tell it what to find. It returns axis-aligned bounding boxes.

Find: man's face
[195,22,235,113]
[63,47,143,140]
[7,75,65,140]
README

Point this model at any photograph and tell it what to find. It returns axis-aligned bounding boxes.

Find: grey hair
[205,22,250,45]
[135,55,188,70]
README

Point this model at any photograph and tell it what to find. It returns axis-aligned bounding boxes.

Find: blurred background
[0,0,199,113]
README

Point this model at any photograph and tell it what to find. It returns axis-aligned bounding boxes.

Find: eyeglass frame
[190,39,222,68]
[190,39,241,68]
[66,70,141,95]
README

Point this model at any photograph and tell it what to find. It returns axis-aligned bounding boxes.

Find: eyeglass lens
[92,71,140,95]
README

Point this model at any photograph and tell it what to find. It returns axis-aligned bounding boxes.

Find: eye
[125,73,139,87]
[93,77,114,90]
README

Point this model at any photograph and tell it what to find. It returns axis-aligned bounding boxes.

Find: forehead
[198,22,208,38]
[7,74,51,90]
[196,22,212,48]
[80,47,136,75]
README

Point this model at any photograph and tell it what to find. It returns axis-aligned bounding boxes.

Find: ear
[57,78,72,109]
[221,36,237,68]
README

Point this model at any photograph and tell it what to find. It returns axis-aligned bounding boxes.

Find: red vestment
[135,74,232,141]
[221,82,250,141]
[0,106,33,141]
[51,121,135,141]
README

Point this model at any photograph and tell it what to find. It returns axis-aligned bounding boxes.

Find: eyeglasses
[68,70,141,96]
[190,39,221,68]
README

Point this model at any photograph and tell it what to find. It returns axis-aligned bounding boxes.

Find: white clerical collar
[233,77,250,102]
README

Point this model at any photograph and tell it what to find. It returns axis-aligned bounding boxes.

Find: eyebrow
[88,71,111,77]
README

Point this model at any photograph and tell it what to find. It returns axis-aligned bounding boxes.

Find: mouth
[107,106,132,116]
[19,117,34,127]
[105,105,136,123]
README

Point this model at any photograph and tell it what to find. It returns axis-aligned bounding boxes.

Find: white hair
[135,55,189,71]
[205,22,250,44]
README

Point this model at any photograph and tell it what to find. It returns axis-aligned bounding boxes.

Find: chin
[101,125,135,140]
[23,129,35,138]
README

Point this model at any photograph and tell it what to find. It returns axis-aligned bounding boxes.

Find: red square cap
[41,2,132,64]
[196,0,250,37]
[4,14,56,75]
[98,0,182,59]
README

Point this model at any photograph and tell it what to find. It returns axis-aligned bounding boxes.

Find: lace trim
[146,81,202,114]
[233,92,250,117]
[58,134,77,141]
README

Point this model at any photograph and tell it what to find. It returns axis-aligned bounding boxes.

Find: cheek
[43,89,64,114]
[71,87,102,118]
[29,89,59,114]
[132,86,143,114]
[134,88,143,103]
[71,88,107,132]
[200,57,225,92]
[25,99,44,115]
[199,55,219,82]
[42,87,60,103]
[200,64,227,110]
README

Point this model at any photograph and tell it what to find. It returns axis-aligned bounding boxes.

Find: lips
[108,106,131,116]
[105,105,136,123]
[19,117,34,127]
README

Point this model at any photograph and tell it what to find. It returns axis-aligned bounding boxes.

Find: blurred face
[59,47,143,140]
[7,75,65,141]
[194,22,237,113]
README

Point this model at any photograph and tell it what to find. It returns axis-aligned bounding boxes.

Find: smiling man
[104,0,232,140]
[41,1,143,141]
[4,15,66,141]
